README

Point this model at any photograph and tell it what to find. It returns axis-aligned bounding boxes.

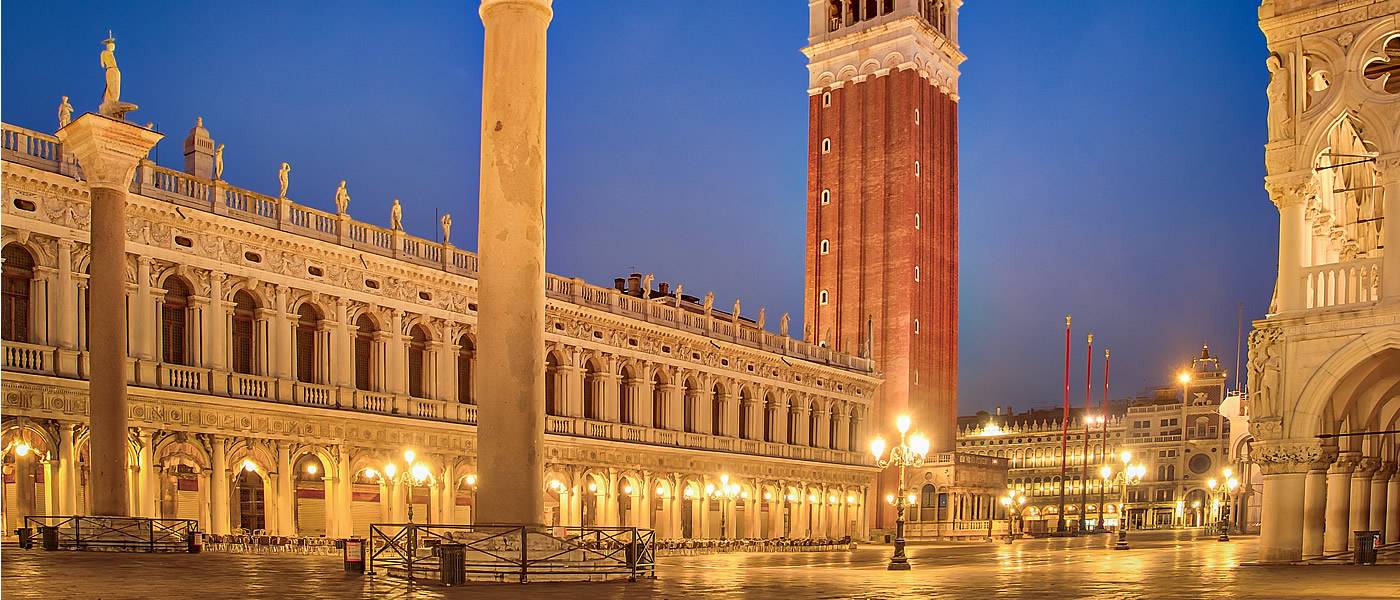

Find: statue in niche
[1266,54,1291,142]
[779,312,790,337]
[278,162,291,198]
[58,96,73,128]
[703,291,714,315]
[390,198,403,231]
[440,213,452,244]
[98,35,139,119]
[334,180,351,215]
[756,307,766,330]
[214,144,225,180]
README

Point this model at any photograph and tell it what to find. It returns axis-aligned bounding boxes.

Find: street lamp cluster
[1100,450,1146,550]
[870,415,930,571]
[999,489,1027,543]
[372,449,434,523]
[1207,468,1240,541]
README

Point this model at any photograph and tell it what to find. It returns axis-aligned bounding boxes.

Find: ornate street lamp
[1207,468,1239,542]
[870,415,930,571]
[711,473,741,539]
[384,449,432,523]
[1106,451,1145,550]
[999,490,1026,543]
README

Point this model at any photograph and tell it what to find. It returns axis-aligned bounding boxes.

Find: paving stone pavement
[3,530,1398,599]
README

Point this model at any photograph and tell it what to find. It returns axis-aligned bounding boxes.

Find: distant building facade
[956,347,1236,532]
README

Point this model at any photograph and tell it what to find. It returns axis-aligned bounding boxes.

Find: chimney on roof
[658,282,669,296]
[995,406,1002,416]
[627,273,642,296]
[613,277,626,291]
[183,116,215,179]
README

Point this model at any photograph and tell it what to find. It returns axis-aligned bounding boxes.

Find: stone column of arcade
[56,114,163,516]
[474,0,552,527]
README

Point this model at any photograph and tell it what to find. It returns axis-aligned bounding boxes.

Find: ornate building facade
[1246,0,1400,563]
[0,112,880,541]
[956,348,1237,534]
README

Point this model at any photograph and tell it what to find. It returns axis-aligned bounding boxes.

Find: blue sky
[1,1,1275,413]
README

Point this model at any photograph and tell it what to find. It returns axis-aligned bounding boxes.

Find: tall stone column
[1324,453,1357,553]
[1386,473,1400,544]
[1301,467,1329,559]
[474,0,552,527]
[1254,441,1326,563]
[58,423,79,514]
[56,114,162,516]
[137,429,155,517]
[1379,154,1400,299]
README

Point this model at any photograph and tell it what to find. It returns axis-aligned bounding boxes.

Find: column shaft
[1324,469,1353,552]
[474,0,553,527]
[89,186,133,516]
[1259,471,1307,563]
[1301,469,1327,559]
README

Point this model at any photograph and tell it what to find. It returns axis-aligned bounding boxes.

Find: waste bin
[438,542,465,586]
[188,530,203,554]
[40,526,58,551]
[343,537,366,573]
[16,527,32,550]
[1353,531,1379,565]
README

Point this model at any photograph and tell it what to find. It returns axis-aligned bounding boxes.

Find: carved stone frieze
[1252,439,1326,475]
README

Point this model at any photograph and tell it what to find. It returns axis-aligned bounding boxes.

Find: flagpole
[1058,315,1071,533]
[1078,333,1093,533]
[1098,348,1111,532]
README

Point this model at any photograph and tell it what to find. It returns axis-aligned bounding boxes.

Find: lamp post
[1207,469,1239,541]
[1106,451,1145,550]
[871,415,930,571]
[1000,490,1026,543]
[385,449,432,523]
[712,473,740,539]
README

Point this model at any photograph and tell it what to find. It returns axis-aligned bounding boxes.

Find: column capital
[55,114,163,191]
[1354,457,1381,478]
[1252,439,1327,475]
[1330,451,1361,475]
[1263,170,1315,209]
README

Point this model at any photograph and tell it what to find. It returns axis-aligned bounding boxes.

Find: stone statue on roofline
[779,312,790,337]
[391,198,403,231]
[58,96,73,128]
[335,180,351,215]
[703,291,714,315]
[278,162,291,198]
[756,307,766,330]
[440,213,452,244]
[98,34,139,120]
[641,273,654,300]
[214,144,225,180]
[732,299,741,324]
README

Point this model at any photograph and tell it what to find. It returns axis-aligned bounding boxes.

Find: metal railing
[367,523,655,584]
[22,515,197,552]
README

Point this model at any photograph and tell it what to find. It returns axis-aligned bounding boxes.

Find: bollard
[343,537,366,573]
[188,530,203,554]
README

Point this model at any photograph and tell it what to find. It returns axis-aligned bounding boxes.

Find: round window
[1189,453,1211,474]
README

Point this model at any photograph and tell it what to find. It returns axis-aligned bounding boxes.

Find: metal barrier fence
[367,523,655,583]
[21,515,198,552]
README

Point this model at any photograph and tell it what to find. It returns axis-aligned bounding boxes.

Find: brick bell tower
[802,0,963,530]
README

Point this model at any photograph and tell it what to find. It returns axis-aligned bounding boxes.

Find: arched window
[2,244,35,342]
[914,212,921,229]
[544,352,560,415]
[457,335,475,405]
[738,388,751,439]
[231,291,257,374]
[821,138,831,154]
[808,401,820,447]
[161,277,192,365]
[822,91,831,107]
[819,290,829,305]
[788,399,801,444]
[652,371,667,429]
[711,385,724,436]
[847,407,858,451]
[354,314,376,391]
[295,304,321,384]
[914,265,920,282]
[821,189,831,205]
[407,325,429,398]
[583,360,600,420]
